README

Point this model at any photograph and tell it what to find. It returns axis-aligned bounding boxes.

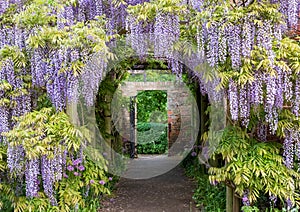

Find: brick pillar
[167,108,181,152]
[167,88,192,156]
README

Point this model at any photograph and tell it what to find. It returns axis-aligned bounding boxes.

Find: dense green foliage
[136,90,168,123]
[135,90,168,154]
[193,176,226,212]
[136,122,168,154]
[184,158,226,212]
[209,126,300,207]
[95,69,128,139]
[126,70,176,82]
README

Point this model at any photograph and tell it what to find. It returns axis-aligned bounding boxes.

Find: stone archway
[117,80,197,156]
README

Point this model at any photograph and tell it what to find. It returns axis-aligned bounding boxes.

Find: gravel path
[99,156,199,212]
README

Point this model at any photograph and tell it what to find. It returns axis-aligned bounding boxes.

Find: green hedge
[136,122,168,154]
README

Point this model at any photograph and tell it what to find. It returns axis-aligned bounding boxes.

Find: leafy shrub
[184,158,226,212]
[193,175,226,212]
[209,126,300,205]
[137,122,152,132]
[136,122,168,154]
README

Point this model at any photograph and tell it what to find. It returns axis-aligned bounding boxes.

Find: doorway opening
[136,90,168,156]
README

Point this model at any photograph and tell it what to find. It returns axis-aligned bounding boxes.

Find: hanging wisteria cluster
[126,3,182,78]
[194,2,300,128]
[190,0,300,205]
[125,14,152,58]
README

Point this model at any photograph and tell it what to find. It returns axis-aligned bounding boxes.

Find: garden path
[99,155,199,212]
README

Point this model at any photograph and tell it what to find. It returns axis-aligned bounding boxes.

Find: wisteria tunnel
[0,0,300,211]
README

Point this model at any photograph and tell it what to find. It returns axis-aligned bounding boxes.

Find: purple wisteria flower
[210,180,218,186]
[242,196,249,204]
[90,180,95,184]
[99,180,105,185]
[78,165,85,171]
[67,165,74,171]
[242,191,250,206]
[74,172,79,176]
[283,129,295,169]
[73,158,82,166]
[191,152,197,157]
[286,198,293,210]
[86,34,95,42]
[269,195,277,206]
[228,80,239,121]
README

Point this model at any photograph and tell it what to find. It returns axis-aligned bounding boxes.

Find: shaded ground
[99,155,199,212]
